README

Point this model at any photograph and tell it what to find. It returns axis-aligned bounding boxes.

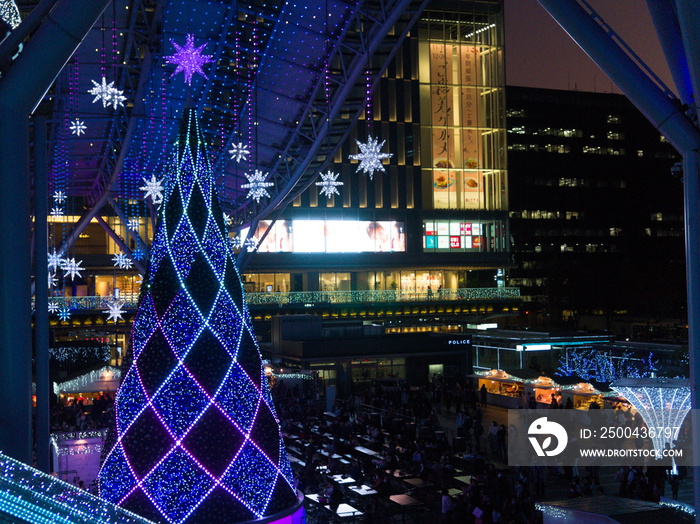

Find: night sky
[504,0,674,94]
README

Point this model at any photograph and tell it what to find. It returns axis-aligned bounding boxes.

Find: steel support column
[33,114,50,473]
[0,0,110,463]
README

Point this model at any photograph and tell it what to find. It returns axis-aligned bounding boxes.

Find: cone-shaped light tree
[99,107,298,523]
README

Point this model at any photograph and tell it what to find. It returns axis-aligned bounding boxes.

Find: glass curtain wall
[417,5,506,211]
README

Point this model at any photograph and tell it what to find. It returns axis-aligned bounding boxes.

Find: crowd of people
[50,393,114,433]
[273,374,692,522]
[274,378,542,523]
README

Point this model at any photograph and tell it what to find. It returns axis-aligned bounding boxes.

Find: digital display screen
[240,219,406,253]
[423,220,503,252]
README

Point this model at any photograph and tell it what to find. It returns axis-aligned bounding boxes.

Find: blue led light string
[99,108,297,523]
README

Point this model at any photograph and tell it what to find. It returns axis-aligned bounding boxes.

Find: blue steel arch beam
[645,0,694,114]
[0,0,111,464]
[52,0,162,263]
[674,0,700,122]
[535,0,700,517]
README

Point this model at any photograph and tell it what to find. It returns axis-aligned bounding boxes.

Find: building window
[637,150,644,157]
[609,227,622,236]
[607,130,624,140]
[607,115,621,124]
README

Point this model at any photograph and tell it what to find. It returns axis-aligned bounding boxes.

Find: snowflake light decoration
[53,191,67,204]
[230,236,242,250]
[349,136,393,179]
[107,87,127,110]
[164,33,215,86]
[112,252,133,270]
[127,218,140,231]
[242,170,274,203]
[47,249,63,271]
[88,77,115,107]
[244,237,258,251]
[222,213,232,227]
[57,306,71,321]
[315,170,343,198]
[103,300,126,323]
[69,119,86,136]
[48,272,57,289]
[48,301,59,314]
[50,207,64,217]
[132,248,145,261]
[88,77,126,109]
[140,174,164,205]
[0,0,21,29]
[61,258,84,281]
[229,142,250,163]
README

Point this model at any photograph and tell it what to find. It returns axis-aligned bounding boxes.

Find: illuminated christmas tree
[98,107,298,523]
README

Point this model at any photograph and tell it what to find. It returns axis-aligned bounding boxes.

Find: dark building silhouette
[506,86,686,339]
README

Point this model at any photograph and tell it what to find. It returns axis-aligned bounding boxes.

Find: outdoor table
[389,494,420,506]
[348,484,378,496]
[331,474,356,485]
[404,477,431,488]
[354,445,379,457]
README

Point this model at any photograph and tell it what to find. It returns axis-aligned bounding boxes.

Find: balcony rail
[41,287,519,311]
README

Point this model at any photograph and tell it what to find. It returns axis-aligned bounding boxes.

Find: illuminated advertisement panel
[423,219,506,252]
[240,220,406,253]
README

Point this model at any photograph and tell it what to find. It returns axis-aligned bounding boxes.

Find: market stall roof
[469,368,543,382]
[54,366,121,394]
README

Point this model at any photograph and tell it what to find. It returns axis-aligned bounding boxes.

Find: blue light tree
[98,107,297,523]
[557,349,657,383]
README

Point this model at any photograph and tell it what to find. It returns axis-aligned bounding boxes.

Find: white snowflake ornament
[242,170,274,203]
[50,207,64,217]
[48,301,59,314]
[107,87,127,110]
[57,306,71,321]
[88,77,115,107]
[69,119,86,136]
[244,237,258,251]
[61,258,84,281]
[48,272,57,289]
[223,213,232,227]
[230,236,242,250]
[140,174,164,205]
[229,142,250,163]
[315,171,343,198]
[112,252,133,270]
[127,218,140,231]
[349,136,393,180]
[103,300,126,323]
[53,191,67,204]
[47,249,63,271]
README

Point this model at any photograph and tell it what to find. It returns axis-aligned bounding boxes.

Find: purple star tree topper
[165,34,215,85]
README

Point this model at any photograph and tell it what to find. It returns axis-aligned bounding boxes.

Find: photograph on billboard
[240,219,406,253]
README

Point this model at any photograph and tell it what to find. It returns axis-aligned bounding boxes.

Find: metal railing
[245,287,520,305]
[41,287,519,311]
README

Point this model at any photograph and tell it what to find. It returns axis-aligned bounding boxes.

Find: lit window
[637,150,644,157]
[607,115,621,124]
